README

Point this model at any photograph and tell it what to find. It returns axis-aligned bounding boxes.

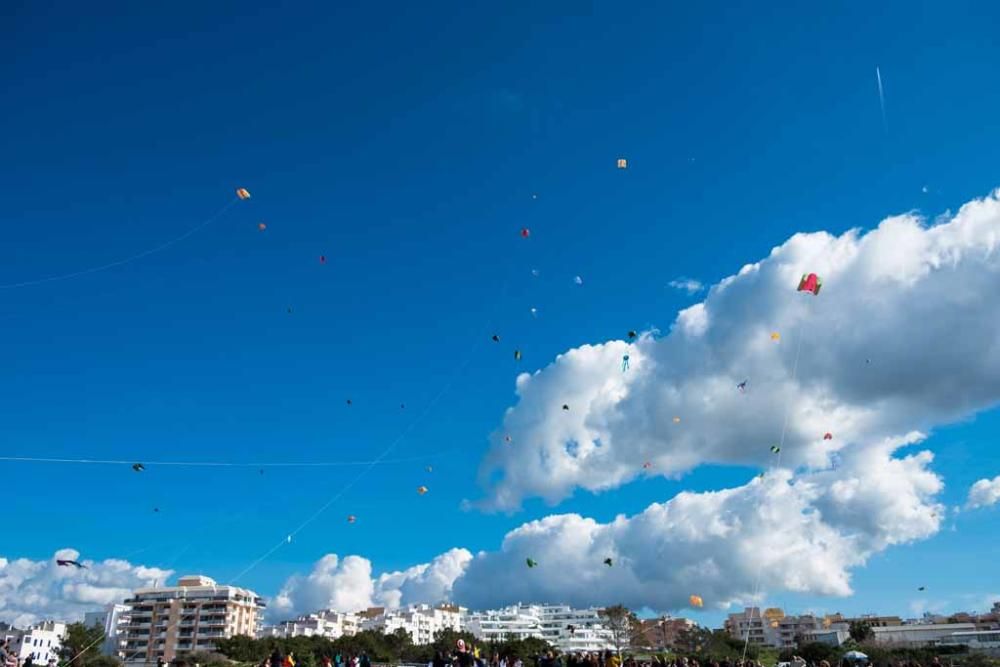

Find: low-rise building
[466,604,614,653]
[10,621,66,665]
[84,604,132,658]
[940,630,1000,653]
[871,623,977,647]
[259,610,359,640]
[845,615,903,628]
[359,605,463,645]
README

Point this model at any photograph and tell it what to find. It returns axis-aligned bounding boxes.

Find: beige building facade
[123,575,264,664]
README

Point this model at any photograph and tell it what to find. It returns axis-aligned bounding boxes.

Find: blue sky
[3,1,1000,627]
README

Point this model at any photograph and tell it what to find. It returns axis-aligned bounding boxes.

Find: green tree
[215,635,266,663]
[849,621,874,643]
[60,623,106,667]
[601,605,638,658]
[86,657,122,667]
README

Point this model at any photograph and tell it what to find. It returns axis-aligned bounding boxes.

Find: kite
[530,307,538,317]
[56,559,86,569]
[622,354,630,372]
[562,404,570,410]
[236,188,251,200]
[346,399,352,406]
[526,558,538,568]
[514,350,522,361]
[627,330,637,340]
[347,515,356,524]
[737,380,748,393]
[617,158,628,169]
[153,507,159,513]
[320,256,326,264]
[287,307,293,314]
[132,463,145,472]
[918,586,926,591]
[770,445,781,454]
[771,332,781,341]
[504,435,512,443]
[642,461,652,469]
[797,273,822,295]
[417,486,428,495]
[258,223,267,231]
[286,535,292,543]
[425,466,433,472]
[672,416,681,423]
[689,594,703,608]
[823,432,833,440]
[603,558,613,567]
[531,269,540,277]
[574,276,583,285]
[491,334,500,342]
[520,228,531,239]
[259,468,264,475]
[400,403,405,409]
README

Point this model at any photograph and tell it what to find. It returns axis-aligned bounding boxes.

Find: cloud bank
[0,549,171,627]
[478,190,1000,511]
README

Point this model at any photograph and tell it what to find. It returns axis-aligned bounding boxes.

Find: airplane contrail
[876,66,887,132]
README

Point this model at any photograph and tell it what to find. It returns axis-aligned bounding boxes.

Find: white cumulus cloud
[272,432,942,614]
[0,549,171,627]
[269,549,473,620]
[966,475,1000,509]
[452,433,942,610]
[476,189,1000,511]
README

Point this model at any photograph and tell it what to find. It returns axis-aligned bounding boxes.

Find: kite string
[58,632,107,667]
[0,450,462,468]
[0,197,240,290]
[230,279,513,585]
[741,315,806,662]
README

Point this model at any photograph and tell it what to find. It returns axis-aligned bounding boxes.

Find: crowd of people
[0,640,57,667]
[262,649,374,667]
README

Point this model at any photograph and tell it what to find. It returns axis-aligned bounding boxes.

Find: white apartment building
[466,604,615,653]
[123,575,265,664]
[260,610,360,640]
[10,621,67,665]
[359,605,463,645]
[724,608,771,647]
[84,604,132,658]
[725,609,849,648]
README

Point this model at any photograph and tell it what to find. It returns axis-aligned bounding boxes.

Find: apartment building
[84,604,132,658]
[123,575,265,664]
[466,604,615,653]
[724,608,770,646]
[633,618,696,651]
[358,605,463,645]
[259,610,359,640]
